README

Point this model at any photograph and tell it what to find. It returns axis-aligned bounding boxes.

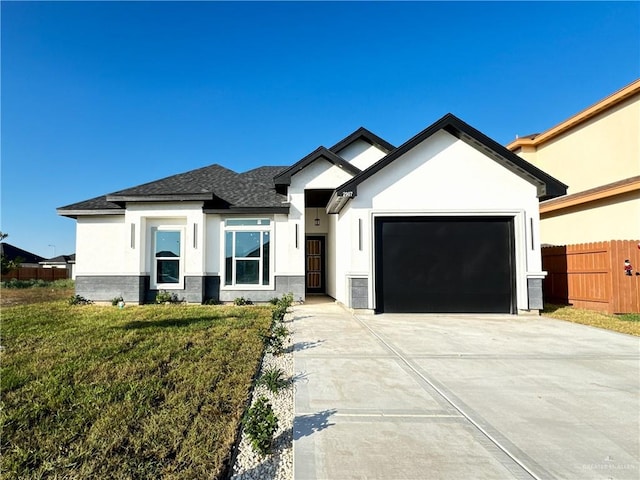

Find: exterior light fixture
[314,208,320,226]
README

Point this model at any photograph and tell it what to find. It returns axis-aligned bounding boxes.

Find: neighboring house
[507,79,640,245]
[58,114,566,313]
[40,254,76,280]
[0,242,45,268]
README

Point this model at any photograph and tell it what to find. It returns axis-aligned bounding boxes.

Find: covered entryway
[374,216,515,313]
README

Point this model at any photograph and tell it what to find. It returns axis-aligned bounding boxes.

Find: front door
[305,236,325,294]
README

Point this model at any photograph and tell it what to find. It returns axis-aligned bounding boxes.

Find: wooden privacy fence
[1,267,70,282]
[542,240,640,314]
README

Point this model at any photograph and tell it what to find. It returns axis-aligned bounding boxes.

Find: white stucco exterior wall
[335,140,388,170]
[332,130,543,311]
[124,202,205,281]
[287,159,356,283]
[274,213,299,275]
[75,216,126,274]
[205,214,221,275]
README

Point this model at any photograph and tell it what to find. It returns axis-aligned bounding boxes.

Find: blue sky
[2,1,638,258]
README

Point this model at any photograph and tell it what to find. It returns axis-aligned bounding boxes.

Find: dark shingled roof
[58,164,290,217]
[108,164,240,198]
[0,243,46,264]
[57,125,395,217]
[58,195,123,213]
[40,254,75,265]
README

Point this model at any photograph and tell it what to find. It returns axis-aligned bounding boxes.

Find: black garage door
[374,216,515,313]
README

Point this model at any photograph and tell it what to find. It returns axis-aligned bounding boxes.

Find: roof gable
[273,147,361,187]
[328,113,568,213]
[329,127,395,155]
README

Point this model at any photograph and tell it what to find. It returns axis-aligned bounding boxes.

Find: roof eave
[447,121,568,199]
[57,208,124,218]
[326,188,356,214]
[329,127,396,155]
[507,78,640,151]
[334,114,567,202]
[273,147,361,187]
[203,206,290,214]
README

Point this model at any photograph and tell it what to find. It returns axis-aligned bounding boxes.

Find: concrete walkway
[292,298,640,480]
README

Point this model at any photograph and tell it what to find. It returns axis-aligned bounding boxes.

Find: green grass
[1,300,272,479]
[618,313,640,322]
[1,278,75,289]
[1,282,75,307]
[543,304,640,336]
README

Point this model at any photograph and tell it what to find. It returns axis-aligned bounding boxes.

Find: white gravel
[229,315,294,480]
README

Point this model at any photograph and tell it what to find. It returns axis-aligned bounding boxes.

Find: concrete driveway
[292,299,639,480]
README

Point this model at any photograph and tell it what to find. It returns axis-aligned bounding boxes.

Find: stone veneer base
[75,275,305,304]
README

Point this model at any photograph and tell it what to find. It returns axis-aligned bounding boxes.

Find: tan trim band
[508,79,640,151]
[540,176,640,214]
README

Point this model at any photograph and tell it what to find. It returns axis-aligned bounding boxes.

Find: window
[224,219,271,287]
[154,229,182,287]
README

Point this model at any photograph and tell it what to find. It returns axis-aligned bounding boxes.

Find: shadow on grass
[542,303,572,314]
[121,317,211,329]
[293,409,337,440]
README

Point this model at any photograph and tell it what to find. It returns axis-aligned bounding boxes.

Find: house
[0,242,45,268]
[58,114,566,313]
[39,254,76,280]
[507,79,640,245]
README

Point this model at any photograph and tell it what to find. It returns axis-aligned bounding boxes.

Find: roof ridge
[108,163,238,196]
[329,126,395,154]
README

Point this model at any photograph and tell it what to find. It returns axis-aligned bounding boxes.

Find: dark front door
[374,216,515,313]
[306,236,325,294]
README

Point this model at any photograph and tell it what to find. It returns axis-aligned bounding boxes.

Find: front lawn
[0,279,75,306]
[1,299,272,479]
[542,304,640,336]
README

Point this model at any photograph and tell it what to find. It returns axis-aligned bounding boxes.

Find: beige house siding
[508,79,640,245]
[515,94,639,194]
[540,191,640,245]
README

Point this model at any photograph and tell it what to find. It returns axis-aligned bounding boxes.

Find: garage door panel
[375,217,515,313]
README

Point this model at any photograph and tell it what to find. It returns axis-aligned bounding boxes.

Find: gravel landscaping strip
[230,315,294,480]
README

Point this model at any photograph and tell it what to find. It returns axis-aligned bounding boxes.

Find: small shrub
[266,324,289,355]
[204,298,221,305]
[258,367,290,393]
[234,297,253,306]
[155,290,180,304]
[242,396,278,456]
[68,295,93,305]
[2,279,42,289]
[277,293,294,309]
[111,295,124,306]
[271,292,294,323]
[268,297,280,306]
[272,305,287,323]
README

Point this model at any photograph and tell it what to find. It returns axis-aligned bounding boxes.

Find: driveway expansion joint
[352,311,551,480]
